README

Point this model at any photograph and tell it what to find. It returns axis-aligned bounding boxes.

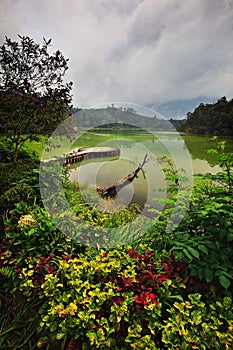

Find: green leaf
[198,244,208,255]
[227,233,233,242]
[219,276,231,289]
[56,333,65,340]
[187,246,200,259]
[183,248,193,260]
[204,269,213,283]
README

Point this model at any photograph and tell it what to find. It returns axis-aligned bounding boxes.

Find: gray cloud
[0,0,233,108]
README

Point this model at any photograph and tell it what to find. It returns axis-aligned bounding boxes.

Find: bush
[145,142,233,292]
[2,243,232,349]
[2,206,84,268]
[0,183,34,214]
[14,247,187,349]
[0,138,39,195]
[162,294,233,349]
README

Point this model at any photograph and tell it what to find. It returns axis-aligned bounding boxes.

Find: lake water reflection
[69,130,232,214]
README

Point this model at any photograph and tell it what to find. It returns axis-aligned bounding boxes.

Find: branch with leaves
[0,35,73,163]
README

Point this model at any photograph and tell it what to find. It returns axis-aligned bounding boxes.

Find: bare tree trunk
[13,141,19,164]
[96,155,148,198]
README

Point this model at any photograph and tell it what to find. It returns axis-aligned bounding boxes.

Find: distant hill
[71,106,177,130]
[149,96,217,119]
[70,97,220,131]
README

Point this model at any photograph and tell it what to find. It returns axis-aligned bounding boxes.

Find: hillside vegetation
[71,106,176,130]
[181,97,233,136]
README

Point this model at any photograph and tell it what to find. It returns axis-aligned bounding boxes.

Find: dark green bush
[0,183,34,213]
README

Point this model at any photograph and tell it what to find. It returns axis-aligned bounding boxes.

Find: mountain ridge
[148,96,217,119]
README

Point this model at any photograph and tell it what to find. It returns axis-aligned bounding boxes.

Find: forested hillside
[71,106,175,130]
[72,99,233,135]
[181,97,233,136]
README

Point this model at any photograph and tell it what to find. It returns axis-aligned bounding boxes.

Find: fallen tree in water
[96,155,148,198]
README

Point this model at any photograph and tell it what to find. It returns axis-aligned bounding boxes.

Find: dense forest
[180,97,233,136]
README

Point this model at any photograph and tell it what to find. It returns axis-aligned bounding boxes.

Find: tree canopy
[181,97,233,136]
[0,35,73,162]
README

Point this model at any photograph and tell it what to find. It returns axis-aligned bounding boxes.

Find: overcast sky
[0,0,233,108]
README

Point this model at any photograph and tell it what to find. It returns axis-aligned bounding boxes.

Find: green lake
[68,130,233,215]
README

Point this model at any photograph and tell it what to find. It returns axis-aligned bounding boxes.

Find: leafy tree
[181,97,233,136]
[0,35,73,162]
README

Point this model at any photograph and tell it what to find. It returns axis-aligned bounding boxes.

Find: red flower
[16,267,22,275]
[134,291,158,306]
[157,275,168,282]
[134,294,148,306]
[128,249,139,259]
[116,286,123,292]
[120,276,133,287]
[45,264,56,274]
[112,296,124,305]
[61,254,71,260]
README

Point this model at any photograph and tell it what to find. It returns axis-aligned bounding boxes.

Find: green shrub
[14,247,186,349]
[0,138,39,195]
[2,206,84,270]
[0,183,34,213]
[162,294,233,349]
[146,141,233,292]
[0,138,37,163]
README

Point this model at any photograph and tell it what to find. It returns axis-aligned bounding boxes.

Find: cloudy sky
[0,0,233,108]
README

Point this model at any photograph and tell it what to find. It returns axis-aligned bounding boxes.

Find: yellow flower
[18,214,37,229]
[69,302,78,315]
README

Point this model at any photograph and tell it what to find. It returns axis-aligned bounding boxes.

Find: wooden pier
[64,147,120,164]
[42,146,120,165]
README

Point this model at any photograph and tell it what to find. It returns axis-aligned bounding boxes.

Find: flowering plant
[16,246,187,349]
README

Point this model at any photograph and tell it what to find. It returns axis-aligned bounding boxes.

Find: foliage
[39,164,143,247]
[65,181,140,228]
[0,183,34,217]
[11,247,187,349]
[71,107,175,130]
[0,139,40,230]
[205,137,233,191]
[162,293,233,349]
[0,160,38,195]
[0,291,43,350]
[144,139,233,292]
[181,96,233,136]
[2,205,84,270]
[0,35,73,162]
[0,137,233,348]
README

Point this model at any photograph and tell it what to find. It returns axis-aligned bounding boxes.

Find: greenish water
[69,130,233,214]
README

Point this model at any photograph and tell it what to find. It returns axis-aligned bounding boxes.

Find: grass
[21,129,157,157]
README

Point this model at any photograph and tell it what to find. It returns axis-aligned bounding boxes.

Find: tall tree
[181,97,233,136]
[0,35,73,162]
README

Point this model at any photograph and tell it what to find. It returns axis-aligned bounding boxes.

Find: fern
[0,266,15,279]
